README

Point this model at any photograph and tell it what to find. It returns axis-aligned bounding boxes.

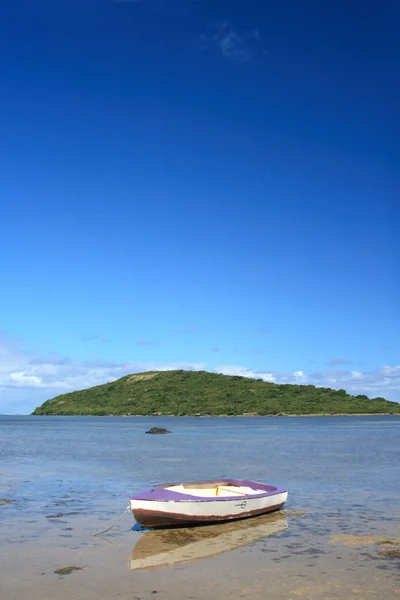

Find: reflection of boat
[130,512,288,570]
[130,479,288,528]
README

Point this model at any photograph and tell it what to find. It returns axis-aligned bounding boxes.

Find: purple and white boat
[130,479,288,528]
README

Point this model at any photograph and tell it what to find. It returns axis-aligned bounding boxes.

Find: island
[31,370,400,416]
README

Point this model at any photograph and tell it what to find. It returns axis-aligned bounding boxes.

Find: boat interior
[164,482,265,498]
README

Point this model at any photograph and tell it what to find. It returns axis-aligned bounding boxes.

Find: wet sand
[1,497,399,600]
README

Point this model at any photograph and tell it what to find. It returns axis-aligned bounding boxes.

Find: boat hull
[132,498,287,528]
[130,479,288,528]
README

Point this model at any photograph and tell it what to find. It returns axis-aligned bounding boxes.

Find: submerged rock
[145,427,171,434]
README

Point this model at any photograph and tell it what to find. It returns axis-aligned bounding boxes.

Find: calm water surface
[1,416,399,600]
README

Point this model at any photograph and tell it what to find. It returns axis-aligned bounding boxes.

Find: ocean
[1,415,399,599]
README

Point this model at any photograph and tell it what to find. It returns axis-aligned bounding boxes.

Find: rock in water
[145,427,171,434]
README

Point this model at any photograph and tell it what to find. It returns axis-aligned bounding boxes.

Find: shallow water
[1,415,399,599]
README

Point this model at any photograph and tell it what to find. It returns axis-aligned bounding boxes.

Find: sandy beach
[1,416,399,599]
[1,504,399,600]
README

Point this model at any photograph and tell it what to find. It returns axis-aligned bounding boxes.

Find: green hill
[31,370,400,416]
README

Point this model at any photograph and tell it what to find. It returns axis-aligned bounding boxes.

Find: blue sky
[1,0,399,413]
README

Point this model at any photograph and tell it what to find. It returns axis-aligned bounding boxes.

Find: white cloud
[350,371,363,379]
[9,372,42,386]
[381,365,400,376]
[216,365,276,383]
[202,22,263,63]
[293,371,307,383]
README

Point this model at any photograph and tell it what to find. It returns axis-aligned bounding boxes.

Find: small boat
[130,512,288,570]
[130,478,288,528]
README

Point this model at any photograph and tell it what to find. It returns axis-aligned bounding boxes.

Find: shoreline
[29,412,400,418]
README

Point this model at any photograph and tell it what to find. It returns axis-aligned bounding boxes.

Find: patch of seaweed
[378,549,400,558]
[330,535,400,547]
[281,510,306,518]
[46,511,79,519]
[54,566,86,575]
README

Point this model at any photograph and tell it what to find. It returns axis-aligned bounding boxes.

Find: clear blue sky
[1,0,399,413]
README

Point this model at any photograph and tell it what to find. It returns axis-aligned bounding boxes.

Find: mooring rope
[92,504,131,537]
[96,535,131,567]
[219,487,247,495]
